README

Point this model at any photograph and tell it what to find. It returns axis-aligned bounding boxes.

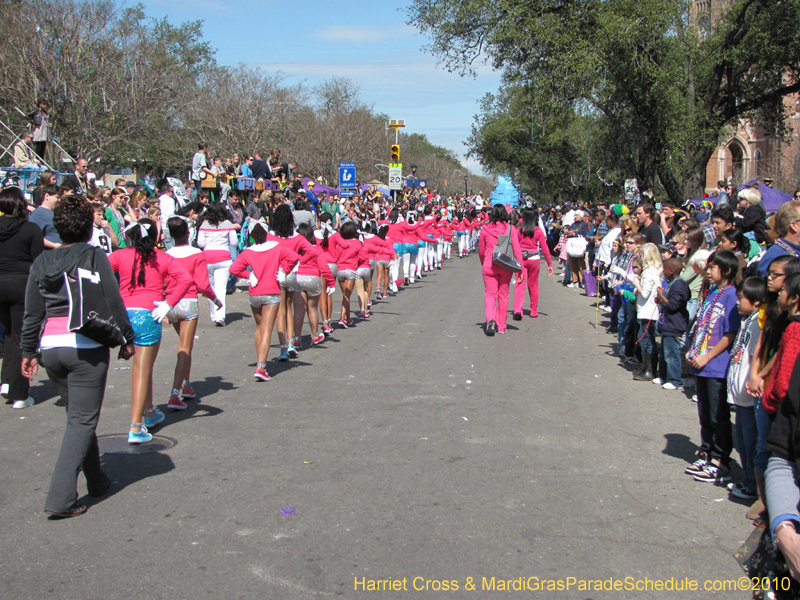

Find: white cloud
[317,24,417,42]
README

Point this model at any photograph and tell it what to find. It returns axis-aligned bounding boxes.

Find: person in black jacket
[0,184,44,408]
[21,195,134,519]
[737,187,768,245]
[655,257,690,390]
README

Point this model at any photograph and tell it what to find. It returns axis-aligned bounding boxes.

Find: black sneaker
[727,482,757,500]
[513,313,522,321]
[693,462,731,483]
[684,452,708,474]
[485,320,496,336]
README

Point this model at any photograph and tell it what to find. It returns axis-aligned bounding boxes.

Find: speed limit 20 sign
[388,163,402,190]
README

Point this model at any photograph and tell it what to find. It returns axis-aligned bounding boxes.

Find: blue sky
[141,0,502,175]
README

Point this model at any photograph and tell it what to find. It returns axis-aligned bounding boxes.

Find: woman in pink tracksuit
[478,205,523,336]
[513,209,553,319]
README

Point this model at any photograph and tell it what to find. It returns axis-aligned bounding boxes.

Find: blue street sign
[339,190,355,197]
[403,178,428,189]
[339,162,356,189]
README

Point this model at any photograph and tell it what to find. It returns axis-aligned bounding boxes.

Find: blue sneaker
[287,344,298,358]
[143,408,165,428]
[278,351,289,362]
[128,424,152,445]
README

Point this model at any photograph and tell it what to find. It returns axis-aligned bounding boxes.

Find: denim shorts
[249,294,281,307]
[296,274,322,296]
[337,269,357,281]
[166,299,199,324]
[127,309,162,346]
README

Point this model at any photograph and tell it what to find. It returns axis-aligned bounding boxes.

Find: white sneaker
[567,283,577,288]
[662,383,682,391]
[651,377,663,385]
[0,383,8,396]
[601,305,612,312]
[691,394,698,403]
[12,397,34,409]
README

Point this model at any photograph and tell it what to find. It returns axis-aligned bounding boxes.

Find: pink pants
[513,260,541,316]
[483,266,513,332]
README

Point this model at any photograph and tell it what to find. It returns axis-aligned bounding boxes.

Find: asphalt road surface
[0,255,756,599]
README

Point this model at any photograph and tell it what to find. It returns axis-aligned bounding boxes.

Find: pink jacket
[166,245,217,301]
[334,237,363,271]
[229,242,300,295]
[478,222,523,274]
[297,245,336,288]
[517,227,553,268]
[108,248,192,309]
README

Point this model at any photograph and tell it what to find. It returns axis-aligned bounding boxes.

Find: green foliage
[408,0,800,202]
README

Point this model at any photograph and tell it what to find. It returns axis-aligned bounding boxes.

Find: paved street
[0,255,754,599]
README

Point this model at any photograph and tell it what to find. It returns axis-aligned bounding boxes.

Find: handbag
[492,225,522,273]
[582,269,598,297]
[65,247,127,348]
[566,236,588,258]
[521,250,539,260]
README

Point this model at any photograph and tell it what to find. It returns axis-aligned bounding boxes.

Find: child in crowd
[685,250,741,483]
[726,277,768,501]
[654,257,690,390]
[89,202,119,254]
[631,243,663,381]
[762,273,800,417]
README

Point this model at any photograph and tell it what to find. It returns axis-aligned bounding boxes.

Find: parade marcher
[478,205,523,336]
[513,209,552,319]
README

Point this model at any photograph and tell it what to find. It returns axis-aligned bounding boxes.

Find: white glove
[151,301,171,322]
[248,272,259,287]
[609,266,626,278]
[276,268,287,283]
[326,287,335,296]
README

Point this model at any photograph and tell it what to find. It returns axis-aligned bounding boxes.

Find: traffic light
[390,144,400,161]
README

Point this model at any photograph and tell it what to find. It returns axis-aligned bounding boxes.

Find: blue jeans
[734,405,757,492]
[754,396,772,476]
[696,376,733,464]
[638,319,656,354]
[658,335,683,386]
[617,301,628,348]
[681,299,700,353]
[227,245,240,293]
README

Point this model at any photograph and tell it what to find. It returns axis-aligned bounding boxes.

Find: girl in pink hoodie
[513,209,553,319]
[477,205,524,335]
[229,222,300,381]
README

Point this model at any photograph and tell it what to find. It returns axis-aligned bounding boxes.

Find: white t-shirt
[597,227,621,266]
[88,225,113,254]
[727,314,761,407]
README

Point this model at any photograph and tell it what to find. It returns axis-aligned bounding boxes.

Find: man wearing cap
[13,132,45,186]
[305,181,319,213]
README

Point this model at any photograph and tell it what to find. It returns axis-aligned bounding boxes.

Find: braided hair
[126,218,158,288]
[319,212,333,250]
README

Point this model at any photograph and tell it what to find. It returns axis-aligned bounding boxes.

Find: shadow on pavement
[661,433,698,463]
[87,451,176,508]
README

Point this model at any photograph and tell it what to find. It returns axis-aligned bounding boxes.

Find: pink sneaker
[311,333,325,345]
[167,395,188,410]
[254,368,271,382]
[181,384,196,399]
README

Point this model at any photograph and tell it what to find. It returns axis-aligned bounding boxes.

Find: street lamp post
[464,174,468,196]
[410,164,418,194]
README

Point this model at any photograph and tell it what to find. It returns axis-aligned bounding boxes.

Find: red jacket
[230,242,300,295]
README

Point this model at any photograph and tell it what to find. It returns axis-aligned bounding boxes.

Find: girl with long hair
[0,187,44,408]
[373,225,394,299]
[230,222,300,380]
[108,218,192,443]
[631,243,664,381]
[295,223,336,345]
[718,228,752,284]
[400,211,422,284]
[197,203,237,326]
[513,209,553,319]
[268,204,313,359]
[164,217,222,409]
[314,213,340,336]
[478,205,523,335]
[335,221,362,327]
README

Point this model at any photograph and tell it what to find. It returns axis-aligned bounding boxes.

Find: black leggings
[0,276,30,401]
